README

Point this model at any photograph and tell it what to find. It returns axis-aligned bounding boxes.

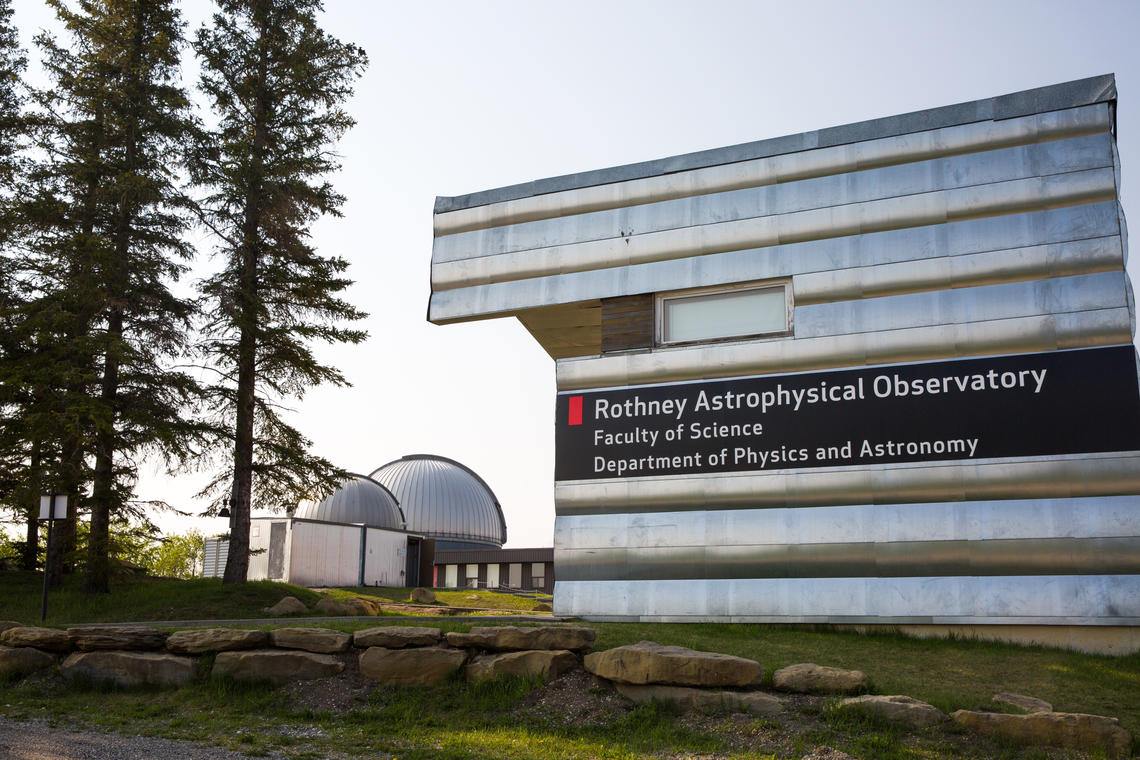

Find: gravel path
[0,717,250,760]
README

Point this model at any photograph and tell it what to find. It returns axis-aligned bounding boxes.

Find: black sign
[554,346,1140,481]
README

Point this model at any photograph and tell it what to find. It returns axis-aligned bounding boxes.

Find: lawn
[0,571,549,624]
[2,571,1138,759]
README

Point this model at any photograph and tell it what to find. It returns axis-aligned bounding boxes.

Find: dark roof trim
[434,74,1116,214]
[434,547,554,564]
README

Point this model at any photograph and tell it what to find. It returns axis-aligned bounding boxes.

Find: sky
[7,0,1140,548]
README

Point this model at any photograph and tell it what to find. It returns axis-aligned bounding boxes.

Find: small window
[531,562,546,590]
[658,282,790,345]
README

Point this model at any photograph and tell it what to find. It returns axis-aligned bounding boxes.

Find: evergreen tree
[192,0,367,584]
[0,0,39,571]
[22,0,204,592]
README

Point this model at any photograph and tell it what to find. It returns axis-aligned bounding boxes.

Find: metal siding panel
[434,102,1111,233]
[555,311,1133,390]
[434,133,1113,262]
[431,168,1116,291]
[555,452,1140,515]
[430,202,1124,323]
[554,575,1140,623]
[793,272,1127,339]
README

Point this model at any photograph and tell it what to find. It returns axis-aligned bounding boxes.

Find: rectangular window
[444,564,458,588]
[486,563,500,588]
[465,564,479,588]
[508,563,522,588]
[531,562,546,590]
[658,282,790,345]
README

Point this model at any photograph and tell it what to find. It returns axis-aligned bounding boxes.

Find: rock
[994,692,1053,713]
[445,626,596,652]
[0,645,57,679]
[801,748,857,760]
[0,626,71,652]
[67,626,168,652]
[314,598,349,616]
[0,621,24,635]
[466,650,578,683]
[837,695,947,729]
[614,682,783,716]
[533,603,553,612]
[951,710,1131,759]
[61,651,195,688]
[265,596,308,616]
[359,646,466,686]
[213,649,344,684]
[165,628,268,654]
[584,641,762,688]
[773,663,868,695]
[410,587,436,604]
[353,626,441,649]
[343,597,380,616]
[268,627,351,654]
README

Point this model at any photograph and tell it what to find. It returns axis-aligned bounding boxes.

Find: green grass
[0,570,325,625]
[326,585,551,612]
[0,571,550,625]
[3,571,1139,758]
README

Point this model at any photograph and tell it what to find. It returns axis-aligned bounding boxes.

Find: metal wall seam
[554,311,1132,391]
[552,495,1140,548]
[429,202,1124,323]
[433,104,1111,237]
[433,132,1115,263]
[431,168,1117,291]
[553,451,1140,515]
[551,575,1140,622]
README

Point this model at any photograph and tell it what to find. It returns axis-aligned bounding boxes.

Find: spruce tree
[193,0,367,584]
[24,0,204,592]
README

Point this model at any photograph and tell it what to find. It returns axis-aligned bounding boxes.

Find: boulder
[0,620,24,635]
[343,597,381,616]
[445,626,596,652]
[837,695,947,729]
[61,651,194,688]
[0,626,70,652]
[213,649,344,684]
[268,627,351,654]
[773,663,868,695]
[0,645,57,679]
[951,710,1130,759]
[584,641,762,688]
[314,598,349,616]
[165,628,268,655]
[993,692,1053,713]
[353,626,441,649]
[359,646,466,686]
[67,626,168,652]
[614,683,783,716]
[265,596,308,616]
[410,587,436,604]
[466,650,578,683]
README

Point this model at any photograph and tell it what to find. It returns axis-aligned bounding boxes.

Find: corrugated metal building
[428,75,1140,652]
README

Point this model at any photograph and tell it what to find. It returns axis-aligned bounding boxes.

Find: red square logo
[568,396,583,426]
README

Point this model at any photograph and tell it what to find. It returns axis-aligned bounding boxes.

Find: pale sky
[8,0,1140,548]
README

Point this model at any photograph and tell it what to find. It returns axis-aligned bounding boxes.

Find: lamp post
[39,492,68,622]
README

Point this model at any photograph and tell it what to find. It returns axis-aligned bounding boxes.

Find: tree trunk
[223,0,269,585]
[85,310,120,594]
[22,502,38,571]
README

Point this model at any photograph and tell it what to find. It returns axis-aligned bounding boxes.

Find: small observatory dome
[369,455,506,550]
[294,474,405,530]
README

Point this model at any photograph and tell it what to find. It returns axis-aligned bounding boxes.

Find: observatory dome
[294,474,405,530]
[369,455,506,549]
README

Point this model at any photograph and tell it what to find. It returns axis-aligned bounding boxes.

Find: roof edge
[434,74,1116,215]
